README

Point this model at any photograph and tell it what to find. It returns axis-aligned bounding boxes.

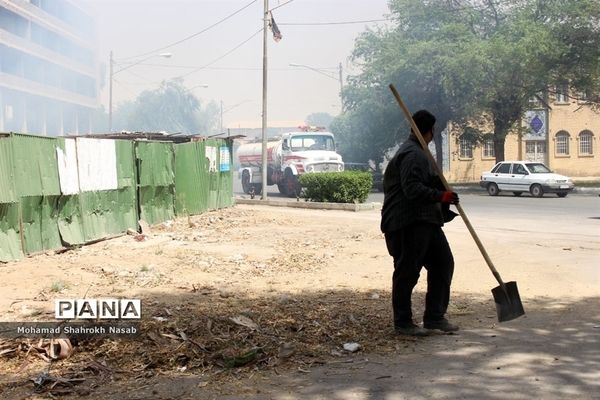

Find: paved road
[235,178,599,220]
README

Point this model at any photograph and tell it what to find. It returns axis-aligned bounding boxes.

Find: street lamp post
[108,51,172,132]
[289,62,344,110]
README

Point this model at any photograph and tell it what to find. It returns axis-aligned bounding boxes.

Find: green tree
[336,0,487,166]
[112,79,219,134]
[336,0,600,164]
[305,112,334,129]
[195,100,220,134]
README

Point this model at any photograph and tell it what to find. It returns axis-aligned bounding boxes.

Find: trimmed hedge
[299,171,372,203]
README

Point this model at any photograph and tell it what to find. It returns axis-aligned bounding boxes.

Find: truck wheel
[241,171,251,194]
[277,183,288,196]
[250,184,262,195]
[242,171,250,194]
[285,170,301,198]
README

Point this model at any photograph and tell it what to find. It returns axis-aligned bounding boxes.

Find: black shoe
[423,318,459,332]
[395,322,431,337]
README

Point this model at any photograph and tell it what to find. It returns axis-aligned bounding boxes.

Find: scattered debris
[220,348,261,368]
[343,342,362,353]
[277,294,294,305]
[230,315,259,330]
[47,338,74,360]
[0,207,483,397]
[278,342,295,359]
[138,220,151,235]
[0,346,18,357]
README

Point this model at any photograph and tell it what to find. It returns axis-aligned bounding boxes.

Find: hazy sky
[86,0,391,129]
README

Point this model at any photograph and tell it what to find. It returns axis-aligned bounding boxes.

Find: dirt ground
[0,202,599,399]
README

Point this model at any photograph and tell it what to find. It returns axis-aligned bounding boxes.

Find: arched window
[579,130,594,155]
[555,131,570,156]
[459,134,473,159]
[482,136,495,158]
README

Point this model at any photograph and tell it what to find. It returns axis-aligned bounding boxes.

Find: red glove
[440,191,459,204]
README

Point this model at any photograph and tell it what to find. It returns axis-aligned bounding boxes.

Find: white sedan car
[480,161,574,197]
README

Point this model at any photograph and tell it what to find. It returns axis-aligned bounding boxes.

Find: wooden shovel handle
[388,84,506,287]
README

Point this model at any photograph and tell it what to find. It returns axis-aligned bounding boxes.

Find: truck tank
[237,141,281,169]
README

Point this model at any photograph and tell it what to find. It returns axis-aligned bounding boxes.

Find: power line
[111,78,143,99]
[119,0,259,61]
[177,28,264,79]
[120,68,159,85]
[279,18,391,26]
[135,63,265,70]
[116,63,337,71]
[269,0,296,12]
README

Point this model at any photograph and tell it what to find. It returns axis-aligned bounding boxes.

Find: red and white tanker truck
[237,127,344,197]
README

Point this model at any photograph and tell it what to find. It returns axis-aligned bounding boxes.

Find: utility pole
[261,0,269,200]
[108,51,113,132]
[338,62,344,111]
[220,100,223,133]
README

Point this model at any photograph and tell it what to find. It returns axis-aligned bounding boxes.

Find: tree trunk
[494,138,505,162]
[434,130,443,167]
[434,119,448,168]
[492,114,519,163]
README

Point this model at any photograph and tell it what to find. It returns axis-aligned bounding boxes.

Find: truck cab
[280,131,343,174]
[237,126,344,197]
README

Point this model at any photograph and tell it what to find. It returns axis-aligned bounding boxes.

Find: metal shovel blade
[491,281,525,322]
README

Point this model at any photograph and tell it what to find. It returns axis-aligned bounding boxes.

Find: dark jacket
[380,136,445,233]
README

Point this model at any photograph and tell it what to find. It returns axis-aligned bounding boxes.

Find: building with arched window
[578,130,593,156]
[0,1,99,136]
[555,131,570,156]
[447,89,599,181]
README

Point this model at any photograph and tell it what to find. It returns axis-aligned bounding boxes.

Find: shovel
[388,84,525,322]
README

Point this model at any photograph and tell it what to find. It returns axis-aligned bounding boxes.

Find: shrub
[299,171,372,203]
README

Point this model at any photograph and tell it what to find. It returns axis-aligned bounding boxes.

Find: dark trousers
[384,224,454,326]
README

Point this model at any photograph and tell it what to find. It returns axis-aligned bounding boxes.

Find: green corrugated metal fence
[136,141,175,225]
[78,140,138,242]
[56,139,139,245]
[12,134,62,254]
[0,133,234,262]
[211,140,234,209]
[0,202,21,261]
[0,136,22,261]
[174,141,208,215]
[0,136,17,203]
[201,139,234,211]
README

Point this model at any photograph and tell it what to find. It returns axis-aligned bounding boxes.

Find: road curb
[235,198,383,212]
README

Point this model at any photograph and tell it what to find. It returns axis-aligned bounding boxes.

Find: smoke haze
[86,0,390,128]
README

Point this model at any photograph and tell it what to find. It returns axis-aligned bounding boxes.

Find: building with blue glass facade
[0,0,99,135]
